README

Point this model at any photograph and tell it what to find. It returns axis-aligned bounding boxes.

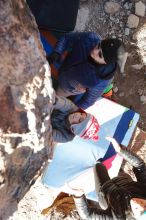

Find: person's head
[90,43,106,64]
[90,38,128,73]
[101,175,146,219]
[68,110,100,141]
[68,112,87,125]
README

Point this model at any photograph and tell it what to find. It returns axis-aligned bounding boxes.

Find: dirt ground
[4,0,146,219]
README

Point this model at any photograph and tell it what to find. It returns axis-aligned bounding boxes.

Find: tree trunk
[0,0,54,218]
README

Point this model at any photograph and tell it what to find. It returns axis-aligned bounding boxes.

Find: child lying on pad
[51,96,100,143]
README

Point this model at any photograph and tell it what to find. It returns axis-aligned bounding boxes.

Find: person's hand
[64,183,84,197]
[47,52,61,64]
[106,136,121,153]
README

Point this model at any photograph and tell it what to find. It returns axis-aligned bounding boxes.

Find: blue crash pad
[42,98,139,201]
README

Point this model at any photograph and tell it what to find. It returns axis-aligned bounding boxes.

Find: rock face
[0,0,54,219]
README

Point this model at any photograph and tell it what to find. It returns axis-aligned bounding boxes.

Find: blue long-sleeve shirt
[54,32,116,109]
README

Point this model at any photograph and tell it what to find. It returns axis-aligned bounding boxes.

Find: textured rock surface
[0,0,55,219]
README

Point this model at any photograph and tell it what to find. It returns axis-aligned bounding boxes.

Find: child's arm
[53,96,78,113]
[106,137,144,168]
[75,79,112,109]
[48,32,101,64]
[54,32,101,56]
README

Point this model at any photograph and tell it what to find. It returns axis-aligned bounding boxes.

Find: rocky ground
[4,0,146,219]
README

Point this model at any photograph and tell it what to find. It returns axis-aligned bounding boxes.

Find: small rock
[127,14,139,28]
[104,2,120,14]
[124,2,129,10]
[119,92,125,97]
[131,64,143,70]
[120,12,125,17]
[138,88,143,96]
[135,1,145,17]
[140,95,146,104]
[125,28,130,36]
[110,16,114,21]
[110,30,115,34]
[113,87,118,93]
[129,3,133,10]
[119,22,123,27]
[118,34,122,38]
[132,32,137,40]
[127,10,131,16]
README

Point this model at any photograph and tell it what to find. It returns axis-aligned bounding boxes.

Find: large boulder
[0,0,55,219]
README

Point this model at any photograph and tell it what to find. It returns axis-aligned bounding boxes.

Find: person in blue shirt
[48,32,127,109]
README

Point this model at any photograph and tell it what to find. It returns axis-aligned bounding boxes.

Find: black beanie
[101,39,122,64]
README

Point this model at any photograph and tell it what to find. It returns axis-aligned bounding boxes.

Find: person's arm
[117,147,146,183]
[48,32,101,64]
[106,137,146,183]
[75,79,112,109]
[73,195,113,220]
[54,32,101,55]
[63,183,112,219]
[53,96,78,113]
